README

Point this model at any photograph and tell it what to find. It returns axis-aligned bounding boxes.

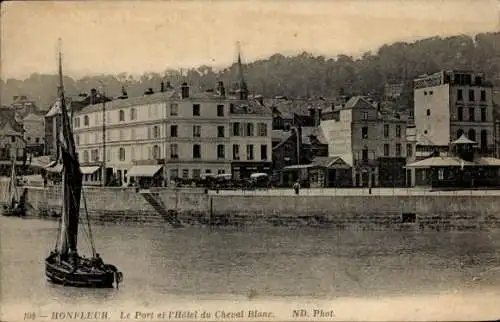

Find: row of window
[25,137,42,143]
[451,74,484,86]
[80,143,268,163]
[190,104,225,117]
[175,144,268,161]
[81,145,162,163]
[169,123,268,138]
[457,89,487,102]
[361,125,402,139]
[232,122,267,137]
[419,89,487,101]
[76,122,269,146]
[169,168,226,180]
[360,143,413,161]
[456,107,488,122]
[75,102,231,129]
[0,147,24,158]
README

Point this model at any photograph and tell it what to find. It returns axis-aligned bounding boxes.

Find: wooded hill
[1,32,499,109]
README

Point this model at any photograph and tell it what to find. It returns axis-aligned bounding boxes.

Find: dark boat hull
[45,259,117,288]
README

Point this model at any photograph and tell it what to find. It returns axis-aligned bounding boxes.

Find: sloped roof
[301,126,328,145]
[0,107,15,127]
[78,90,180,115]
[283,155,353,170]
[451,134,477,145]
[272,126,328,149]
[230,99,272,116]
[476,157,500,166]
[272,99,328,118]
[29,155,52,168]
[76,90,271,115]
[46,99,63,117]
[311,156,351,168]
[23,112,44,122]
[345,96,377,109]
[406,156,475,168]
[0,107,23,133]
[0,121,23,136]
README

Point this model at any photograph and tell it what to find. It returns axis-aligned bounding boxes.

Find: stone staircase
[140,190,183,228]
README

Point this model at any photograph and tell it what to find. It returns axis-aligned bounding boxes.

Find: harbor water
[1,216,500,321]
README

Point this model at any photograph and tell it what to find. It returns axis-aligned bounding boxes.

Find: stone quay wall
[1,180,499,230]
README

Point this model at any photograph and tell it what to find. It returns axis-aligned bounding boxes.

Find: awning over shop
[29,155,52,168]
[80,166,100,175]
[406,156,475,168]
[127,165,163,177]
[45,163,63,173]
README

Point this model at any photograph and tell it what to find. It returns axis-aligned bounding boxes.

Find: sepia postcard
[1,0,500,321]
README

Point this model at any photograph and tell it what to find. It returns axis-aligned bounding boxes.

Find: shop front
[127,164,164,188]
[231,161,273,180]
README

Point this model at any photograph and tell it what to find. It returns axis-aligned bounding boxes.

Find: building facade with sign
[73,81,273,185]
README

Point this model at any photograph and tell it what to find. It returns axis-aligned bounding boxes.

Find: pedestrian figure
[293,181,301,195]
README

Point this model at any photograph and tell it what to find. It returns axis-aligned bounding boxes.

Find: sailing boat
[2,157,26,217]
[45,41,123,288]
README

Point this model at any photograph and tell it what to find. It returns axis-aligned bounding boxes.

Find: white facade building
[73,82,273,185]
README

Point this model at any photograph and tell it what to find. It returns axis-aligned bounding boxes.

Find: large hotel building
[72,79,273,185]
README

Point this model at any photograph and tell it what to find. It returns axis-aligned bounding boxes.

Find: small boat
[45,40,123,288]
[2,158,26,217]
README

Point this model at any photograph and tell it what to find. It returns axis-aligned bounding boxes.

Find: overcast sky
[1,0,499,80]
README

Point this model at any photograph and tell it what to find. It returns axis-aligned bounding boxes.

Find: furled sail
[56,42,83,256]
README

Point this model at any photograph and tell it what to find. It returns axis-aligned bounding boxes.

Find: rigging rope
[54,201,63,251]
[67,180,94,257]
[82,188,96,257]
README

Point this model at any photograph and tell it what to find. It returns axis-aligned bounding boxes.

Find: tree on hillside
[1,32,499,110]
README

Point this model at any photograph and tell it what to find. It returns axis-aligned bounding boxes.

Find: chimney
[90,88,97,105]
[255,95,264,106]
[120,86,128,99]
[160,81,165,93]
[216,81,226,97]
[181,82,190,99]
